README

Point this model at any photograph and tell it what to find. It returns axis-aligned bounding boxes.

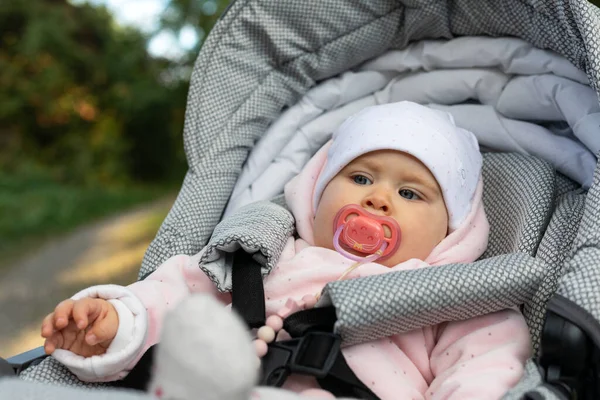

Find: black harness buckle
[260,332,342,386]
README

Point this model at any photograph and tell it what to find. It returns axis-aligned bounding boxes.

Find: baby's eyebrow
[402,173,441,195]
[349,158,382,172]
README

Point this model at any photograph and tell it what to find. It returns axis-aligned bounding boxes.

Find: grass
[0,172,174,267]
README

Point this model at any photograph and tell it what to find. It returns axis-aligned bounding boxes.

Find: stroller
[2,0,600,398]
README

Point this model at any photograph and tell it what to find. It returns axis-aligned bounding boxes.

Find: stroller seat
[481,152,556,259]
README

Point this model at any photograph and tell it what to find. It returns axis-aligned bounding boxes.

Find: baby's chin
[317,237,406,267]
[377,255,405,268]
[314,230,422,267]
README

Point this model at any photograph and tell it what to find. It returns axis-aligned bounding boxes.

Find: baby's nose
[363,194,390,214]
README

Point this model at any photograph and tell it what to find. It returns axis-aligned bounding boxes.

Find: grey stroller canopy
[2,0,600,399]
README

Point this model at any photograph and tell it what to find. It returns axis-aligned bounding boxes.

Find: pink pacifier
[332,204,401,263]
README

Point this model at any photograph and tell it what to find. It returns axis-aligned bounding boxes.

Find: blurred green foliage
[0,0,230,257]
[159,0,231,63]
[0,0,190,186]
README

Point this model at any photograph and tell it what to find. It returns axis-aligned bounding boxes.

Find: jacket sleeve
[53,251,230,382]
[426,308,532,400]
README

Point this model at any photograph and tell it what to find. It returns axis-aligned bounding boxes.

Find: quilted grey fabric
[536,192,586,270]
[522,191,587,353]
[1,378,360,400]
[558,158,600,322]
[481,153,556,259]
[19,356,106,389]
[318,252,549,347]
[140,0,600,278]
[555,172,582,198]
[197,201,295,292]
[0,378,145,400]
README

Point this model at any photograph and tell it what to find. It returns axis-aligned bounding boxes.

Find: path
[0,197,175,359]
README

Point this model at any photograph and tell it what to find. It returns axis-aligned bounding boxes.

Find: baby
[41,101,531,399]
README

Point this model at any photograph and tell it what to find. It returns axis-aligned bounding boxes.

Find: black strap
[113,250,267,391]
[317,353,380,400]
[283,307,381,400]
[225,248,381,400]
[283,305,337,337]
[231,250,266,329]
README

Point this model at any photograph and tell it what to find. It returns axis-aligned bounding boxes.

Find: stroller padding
[537,192,586,270]
[481,153,556,259]
[19,356,106,389]
[557,168,600,324]
[318,252,548,347]
[1,378,141,399]
[520,191,587,353]
[197,201,295,292]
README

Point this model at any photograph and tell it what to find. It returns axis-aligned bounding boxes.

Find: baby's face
[313,150,448,267]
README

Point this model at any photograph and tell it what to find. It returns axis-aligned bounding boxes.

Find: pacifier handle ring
[333,224,388,263]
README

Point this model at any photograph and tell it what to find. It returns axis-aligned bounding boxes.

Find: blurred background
[0,0,230,358]
[2,0,600,359]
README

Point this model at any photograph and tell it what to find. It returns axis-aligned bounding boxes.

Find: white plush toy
[148,294,351,400]
[147,294,257,400]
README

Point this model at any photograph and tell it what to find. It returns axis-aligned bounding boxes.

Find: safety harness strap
[231,250,266,328]
[231,250,381,400]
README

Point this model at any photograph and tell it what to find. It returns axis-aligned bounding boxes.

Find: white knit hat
[313,101,482,231]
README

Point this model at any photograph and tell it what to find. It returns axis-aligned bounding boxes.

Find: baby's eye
[399,189,420,200]
[352,175,372,185]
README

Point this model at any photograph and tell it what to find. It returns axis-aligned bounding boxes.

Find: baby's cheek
[313,219,332,249]
[394,231,438,263]
[315,231,335,251]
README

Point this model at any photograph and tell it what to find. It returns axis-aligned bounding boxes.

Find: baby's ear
[149,294,257,400]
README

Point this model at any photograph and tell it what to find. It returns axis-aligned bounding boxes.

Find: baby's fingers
[52,300,75,330]
[43,332,64,355]
[72,298,102,330]
[85,310,117,346]
[41,313,56,338]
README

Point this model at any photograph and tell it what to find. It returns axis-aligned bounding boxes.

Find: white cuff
[105,298,136,355]
[52,284,148,382]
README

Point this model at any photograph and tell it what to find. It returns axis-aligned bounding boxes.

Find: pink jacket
[53,143,531,399]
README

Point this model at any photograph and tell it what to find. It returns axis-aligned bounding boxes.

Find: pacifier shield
[343,216,384,252]
[333,205,401,261]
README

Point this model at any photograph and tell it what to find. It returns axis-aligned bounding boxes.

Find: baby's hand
[41,298,118,357]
